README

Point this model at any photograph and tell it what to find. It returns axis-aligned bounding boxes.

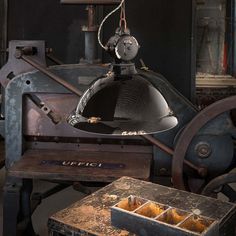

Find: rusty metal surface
[48,177,236,236]
[26,142,152,154]
[82,4,99,63]
[20,54,83,97]
[172,95,236,190]
[4,63,110,168]
[23,93,79,137]
[0,41,46,88]
[8,149,152,182]
[23,93,145,144]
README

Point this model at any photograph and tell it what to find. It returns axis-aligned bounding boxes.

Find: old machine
[0,0,236,235]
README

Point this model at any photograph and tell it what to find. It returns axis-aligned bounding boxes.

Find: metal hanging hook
[119,1,127,30]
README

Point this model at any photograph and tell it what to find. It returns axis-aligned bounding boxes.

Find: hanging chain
[119,1,127,30]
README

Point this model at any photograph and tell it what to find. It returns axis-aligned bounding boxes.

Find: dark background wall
[104,1,196,100]
[8,0,87,64]
[0,0,7,66]
[5,0,195,100]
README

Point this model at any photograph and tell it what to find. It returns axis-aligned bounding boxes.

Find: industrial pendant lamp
[68,0,178,135]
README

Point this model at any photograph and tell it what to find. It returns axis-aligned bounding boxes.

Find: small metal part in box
[111,196,219,236]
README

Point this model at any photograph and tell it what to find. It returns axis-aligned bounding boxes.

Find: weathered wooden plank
[48,177,236,236]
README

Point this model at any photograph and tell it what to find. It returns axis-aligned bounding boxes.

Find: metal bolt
[195,142,212,159]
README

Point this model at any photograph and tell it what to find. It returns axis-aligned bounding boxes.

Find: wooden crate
[48,177,236,236]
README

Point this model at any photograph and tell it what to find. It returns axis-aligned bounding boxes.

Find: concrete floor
[0,168,86,235]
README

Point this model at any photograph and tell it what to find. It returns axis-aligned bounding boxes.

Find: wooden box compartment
[111,195,219,236]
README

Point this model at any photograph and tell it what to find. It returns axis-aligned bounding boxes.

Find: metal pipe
[84,31,97,62]
[88,5,96,28]
[46,54,64,65]
[82,5,98,63]
[19,54,83,97]
[142,134,204,174]
[143,134,174,155]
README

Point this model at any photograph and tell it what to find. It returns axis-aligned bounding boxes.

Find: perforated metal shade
[71,72,178,136]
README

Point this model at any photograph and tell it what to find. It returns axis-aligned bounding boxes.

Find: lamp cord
[98,0,126,50]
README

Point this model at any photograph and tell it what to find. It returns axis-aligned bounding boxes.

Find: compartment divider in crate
[111,195,219,236]
[176,214,194,227]
[134,201,169,219]
[155,207,190,226]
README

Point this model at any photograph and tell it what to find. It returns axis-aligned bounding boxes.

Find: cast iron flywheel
[172,95,236,192]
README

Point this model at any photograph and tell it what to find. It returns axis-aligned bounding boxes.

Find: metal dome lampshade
[69,70,178,136]
[68,3,178,136]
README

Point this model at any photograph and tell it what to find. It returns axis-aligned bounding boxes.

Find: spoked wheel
[172,96,236,192]
[202,173,236,203]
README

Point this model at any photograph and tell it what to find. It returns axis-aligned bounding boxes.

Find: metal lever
[15,47,83,97]
[27,94,62,124]
[142,134,208,178]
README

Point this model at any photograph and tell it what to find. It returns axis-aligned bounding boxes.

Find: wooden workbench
[48,177,236,236]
